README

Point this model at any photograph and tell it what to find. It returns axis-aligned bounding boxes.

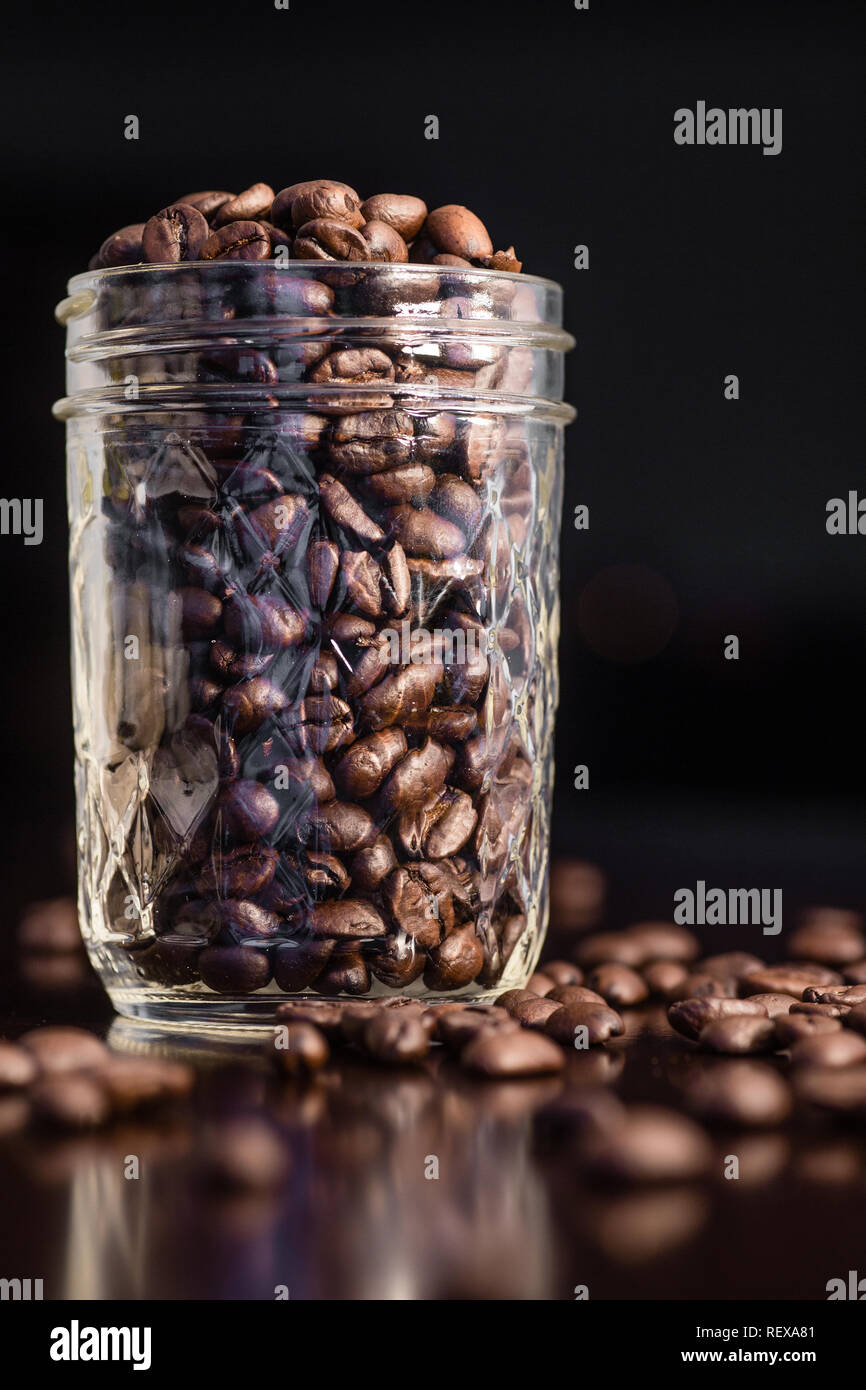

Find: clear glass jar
[54,262,574,1025]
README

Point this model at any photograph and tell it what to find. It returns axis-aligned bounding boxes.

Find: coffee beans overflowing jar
[55,179,574,1024]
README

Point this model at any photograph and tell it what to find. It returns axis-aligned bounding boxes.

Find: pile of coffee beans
[89,179,522,272]
[0,1027,193,1129]
[81,180,550,1006]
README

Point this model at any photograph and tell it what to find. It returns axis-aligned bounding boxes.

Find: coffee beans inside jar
[57,175,575,1019]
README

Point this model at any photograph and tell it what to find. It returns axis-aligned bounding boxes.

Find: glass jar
[54,262,574,1025]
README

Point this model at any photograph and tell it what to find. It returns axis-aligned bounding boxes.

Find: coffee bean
[643,960,690,998]
[199,945,272,993]
[741,964,842,996]
[216,779,279,840]
[623,921,700,963]
[668,997,769,1041]
[788,1031,866,1068]
[425,205,493,260]
[544,1002,625,1046]
[549,858,606,931]
[790,1001,850,1019]
[0,1041,38,1089]
[698,1014,777,1054]
[547,985,608,1007]
[313,945,371,995]
[200,220,271,261]
[573,932,644,968]
[803,984,866,1006]
[461,1028,565,1078]
[272,939,334,992]
[18,1026,108,1075]
[213,182,275,226]
[274,998,345,1039]
[787,907,865,965]
[436,1006,519,1050]
[361,221,409,262]
[775,1012,842,1046]
[273,1022,330,1078]
[511,997,563,1028]
[294,218,368,261]
[844,959,866,984]
[742,992,800,1018]
[142,203,209,262]
[424,925,484,991]
[580,1106,711,1183]
[541,961,584,988]
[362,1009,430,1064]
[360,194,428,240]
[585,964,649,1007]
[698,952,766,980]
[526,971,555,996]
[845,1003,866,1036]
[308,900,386,939]
[98,223,145,267]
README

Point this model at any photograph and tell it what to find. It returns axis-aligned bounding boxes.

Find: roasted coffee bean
[775,1012,842,1046]
[327,408,414,474]
[549,858,606,931]
[222,677,288,735]
[844,959,866,984]
[803,984,866,1006]
[177,189,235,219]
[224,594,305,650]
[361,221,409,262]
[669,972,738,1001]
[368,933,426,988]
[362,1009,430,1064]
[580,1106,711,1183]
[378,739,453,810]
[789,1030,866,1068]
[142,203,209,262]
[213,183,275,226]
[308,900,386,939]
[683,1060,792,1128]
[541,961,584,988]
[511,996,563,1029]
[359,662,440,731]
[495,988,536,1014]
[360,193,428,240]
[698,1014,777,1055]
[623,922,700,963]
[643,960,690,998]
[585,964,649,1008]
[743,992,799,1018]
[0,1041,39,1089]
[436,1006,519,1050]
[741,964,842,996]
[699,951,766,980]
[273,1022,330,1078]
[294,218,368,261]
[200,220,271,261]
[18,1026,109,1075]
[546,985,607,1007]
[349,835,398,893]
[195,844,279,897]
[98,223,146,267]
[787,907,865,965]
[274,998,346,1039]
[461,1028,565,1078]
[319,473,386,542]
[572,932,645,968]
[525,971,555,996]
[791,1001,850,1019]
[308,800,377,852]
[544,1002,624,1046]
[217,779,279,840]
[333,728,407,799]
[198,945,272,993]
[31,1074,111,1129]
[424,925,484,991]
[361,464,436,505]
[425,205,493,261]
[668,997,769,1041]
[313,944,371,995]
[272,939,334,992]
[385,504,466,559]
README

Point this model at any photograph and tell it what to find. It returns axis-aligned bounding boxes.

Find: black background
[1,0,864,931]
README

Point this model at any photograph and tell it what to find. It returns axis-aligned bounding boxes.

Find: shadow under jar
[54,262,574,1026]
